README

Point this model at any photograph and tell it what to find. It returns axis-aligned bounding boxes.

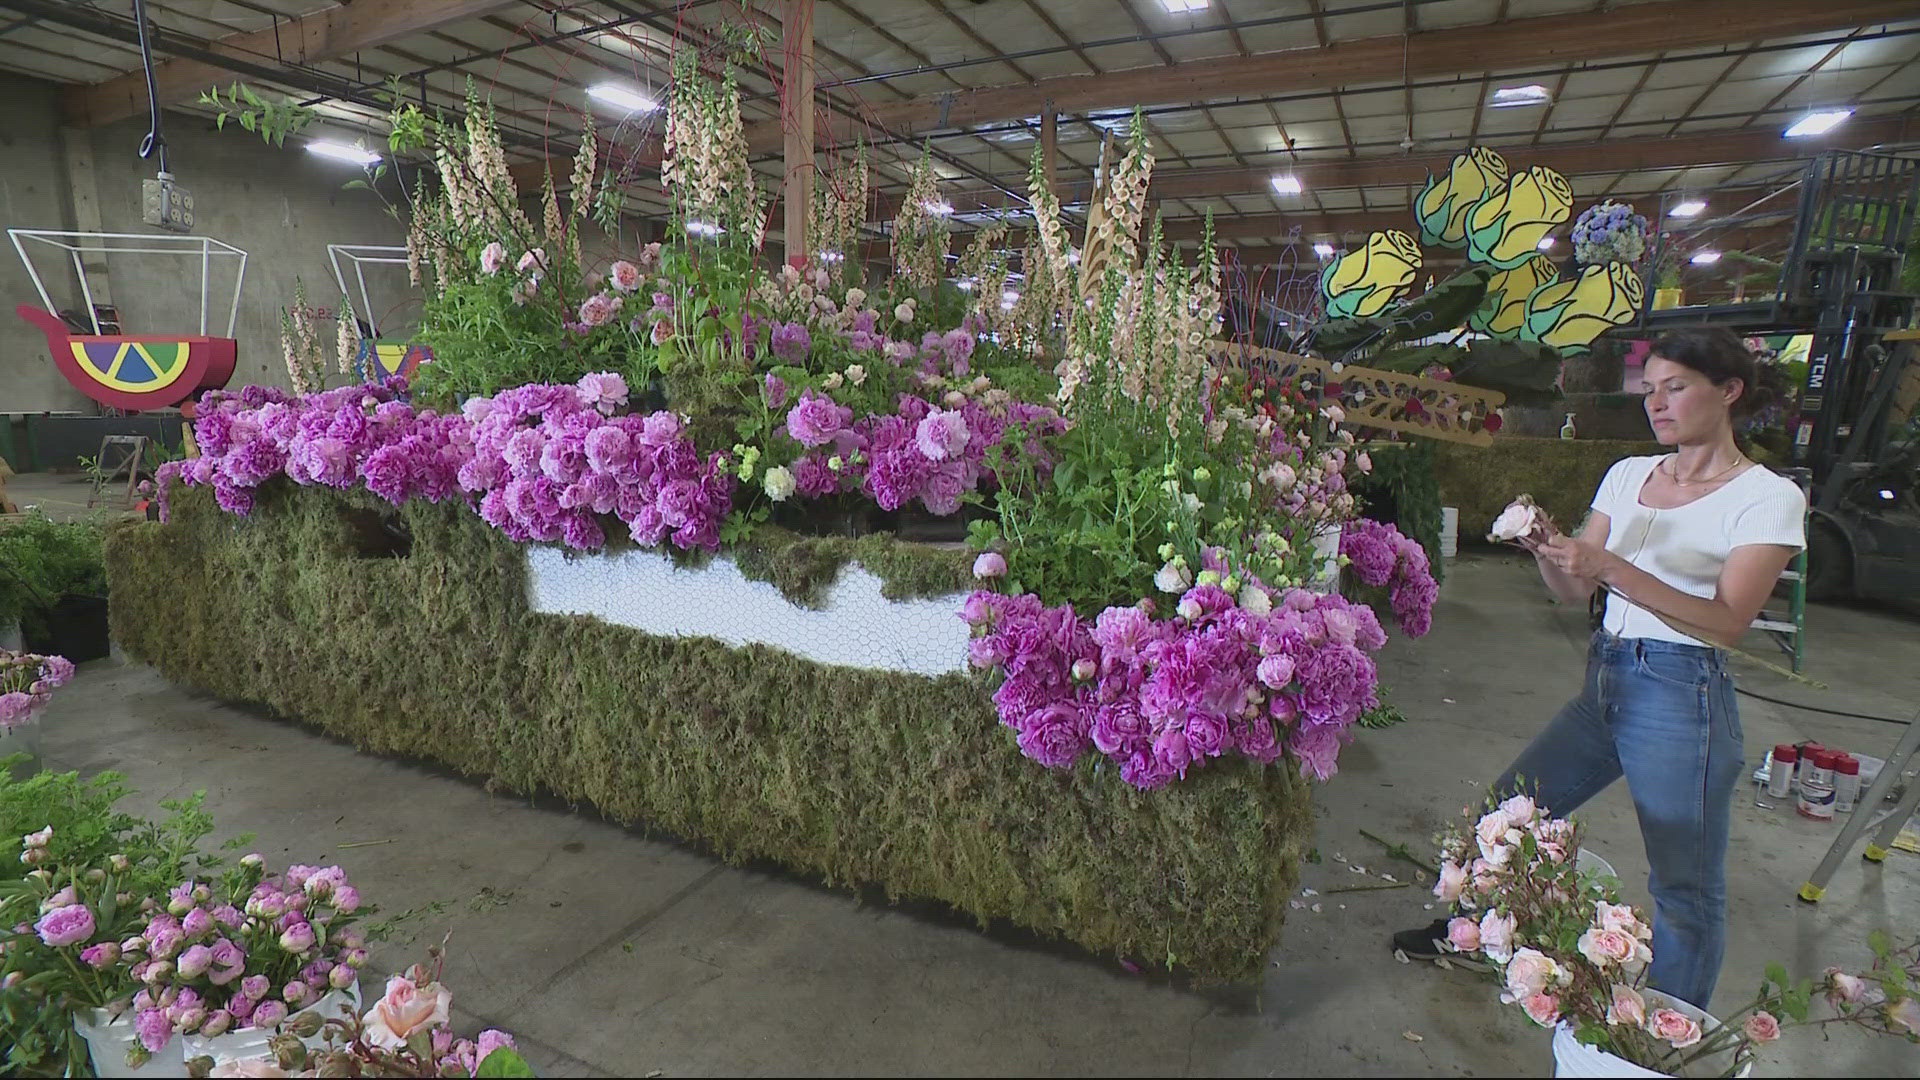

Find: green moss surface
[1433,437,1659,540]
[106,483,1310,982]
[1350,441,1445,585]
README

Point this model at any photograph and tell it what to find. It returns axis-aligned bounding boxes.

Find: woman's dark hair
[1648,327,1771,417]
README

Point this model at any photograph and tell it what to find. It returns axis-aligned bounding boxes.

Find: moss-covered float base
[1434,437,1659,540]
[106,484,1312,982]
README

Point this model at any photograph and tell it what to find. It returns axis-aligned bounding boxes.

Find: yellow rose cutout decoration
[1519,262,1646,354]
[1465,166,1575,270]
[1470,254,1560,339]
[1416,147,1508,250]
[1320,230,1423,319]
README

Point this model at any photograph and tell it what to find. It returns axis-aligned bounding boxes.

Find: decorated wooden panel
[1208,340,1506,447]
[17,304,235,412]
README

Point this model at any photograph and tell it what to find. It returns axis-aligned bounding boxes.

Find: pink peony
[575,372,629,414]
[914,408,970,462]
[1742,1011,1781,1043]
[1445,916,1481,953]
[1647,1007,1703,1048]
[1522,992,1560,1027]
[1607,984,1647,1027]
[34,903,94,947]
[1255,654,1295,690]
[135,1007,172,1053]
[972,552,1007,579]
[480,242,506,275]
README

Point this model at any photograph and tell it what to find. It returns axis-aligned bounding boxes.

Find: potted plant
[1651,261,1684,311]
[0,512,111,663]
[0,649,74,776]
[1431,797,1920,1075]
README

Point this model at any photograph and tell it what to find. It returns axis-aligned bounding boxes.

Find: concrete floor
[18,470,1920,1074]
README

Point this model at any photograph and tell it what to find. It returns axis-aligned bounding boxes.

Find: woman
[1395,327,1806,1010]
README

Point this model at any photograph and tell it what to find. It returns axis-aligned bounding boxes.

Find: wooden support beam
[1041,106,1058,200]
[874,114,1918,221]
[62,0,521,128]
[747,0,1920,149]
[782,0,815,266]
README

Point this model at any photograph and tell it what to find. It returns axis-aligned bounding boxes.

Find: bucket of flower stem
[73,1007,190,1079]
[1550,991,1748,1078]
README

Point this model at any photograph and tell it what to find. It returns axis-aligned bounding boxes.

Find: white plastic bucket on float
[1441,506,1460,558]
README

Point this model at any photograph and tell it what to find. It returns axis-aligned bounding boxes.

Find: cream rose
[1503,948,1567,999]
[361,974,451,1049]
[1577,927,1649,969]
[209,1058,289,1078]
[1606,984,1647,1028]
[1478,910,1517,963]
[1434,861,1468,904]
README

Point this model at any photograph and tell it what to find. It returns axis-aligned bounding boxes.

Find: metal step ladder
[87,434,147,509]
[1753,468,1811,674]
[1799,705,1920,902]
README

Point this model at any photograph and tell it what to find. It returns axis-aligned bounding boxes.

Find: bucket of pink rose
[1431,795,1920,1077]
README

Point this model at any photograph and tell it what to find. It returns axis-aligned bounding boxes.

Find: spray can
[1766,744,1797,799]
[1834,754,1862,813]
[1793,742,1826,795]
[1797,750,1837,821]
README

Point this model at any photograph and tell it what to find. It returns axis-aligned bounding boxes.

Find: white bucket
[179,980,361,1068]
[1551,991,1750,1078]
[1440,507,1459,558]
[74,1007,189,1078]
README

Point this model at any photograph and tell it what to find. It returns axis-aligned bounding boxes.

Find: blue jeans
[1492,631,1744,1010]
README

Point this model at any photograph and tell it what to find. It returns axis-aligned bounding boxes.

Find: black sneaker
[1391,917,1455,961]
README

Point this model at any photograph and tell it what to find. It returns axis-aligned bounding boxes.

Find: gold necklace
[1663,454,1748,487]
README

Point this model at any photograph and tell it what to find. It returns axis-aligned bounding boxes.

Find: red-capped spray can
[1797,750,1838,821]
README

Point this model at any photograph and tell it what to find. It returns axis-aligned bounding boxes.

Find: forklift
[1635,149,1920,604]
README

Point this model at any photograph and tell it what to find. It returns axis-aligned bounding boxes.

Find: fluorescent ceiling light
[306,140,379,165]
[1784,109,1851,138]
[1161,0,1210,11]
[587,84,656,112]
[1537,236,1556,251]
[1690,250,1721,265]
[1270,174,1304,195]
[1669,200,1707,219]
[922,199,954,217]
[1490,84,1554,109]
[1313,242,1336,258]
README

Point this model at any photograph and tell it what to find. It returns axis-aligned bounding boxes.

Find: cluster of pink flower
[161,382,466,519]
[159,373,734,554]
[458,375,734,551]
[962,582,1387,788]
[1339,518,1439,637]
[115,858,368,1059]
[781,391,1065,516]
[0,650,74,729]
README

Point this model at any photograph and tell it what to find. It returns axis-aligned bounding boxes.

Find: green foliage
[0,512,108,635]
[476,1048,539,1077]
[197,83,317,146]
[1449,338,1566,407]
[106,484,1315,982]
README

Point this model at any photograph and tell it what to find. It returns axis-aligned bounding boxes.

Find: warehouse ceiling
[2,0,1917,270]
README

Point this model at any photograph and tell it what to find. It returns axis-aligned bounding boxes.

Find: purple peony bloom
[785,392,853,448]
[913,408,970,462]
[34,904,94,948]
[770,321,812,363]
[762,372,789,410]
[135,1007,173,1053]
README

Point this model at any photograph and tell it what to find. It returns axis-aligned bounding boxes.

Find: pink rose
[1498,794,1537,824]
[1444,916,1480,953]
[209,1056,288,1077]
[479,242,506,275]
[1647,1007,1703,1048]
[1522,992,1560,1027]
[1595,901,1649,939]
[361,974,451,1049]
[1824,968,1876,1007]
[1607,984,1647,1028]
[1478,910,1516,963]
[1503,948,1566,999]
[1887,996,1920,1035]
[1433,861,1467,903]
[1577,927,1648,969]
[608,260,642,293]
[1742,1011,1781,1043]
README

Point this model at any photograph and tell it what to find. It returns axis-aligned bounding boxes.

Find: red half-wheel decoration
[17,304,236,411]
[354,339,433,384]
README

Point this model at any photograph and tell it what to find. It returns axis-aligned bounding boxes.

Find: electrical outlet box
[142,172,194,233]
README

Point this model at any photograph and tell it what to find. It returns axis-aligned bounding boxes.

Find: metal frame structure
[7,228,248,337]
[0,1,1916,267]
[326,243,413,339]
